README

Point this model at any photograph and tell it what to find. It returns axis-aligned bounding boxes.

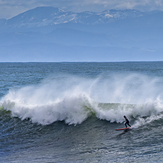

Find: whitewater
[1,62,163,162]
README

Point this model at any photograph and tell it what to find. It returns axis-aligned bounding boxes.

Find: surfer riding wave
[124,116,131,128]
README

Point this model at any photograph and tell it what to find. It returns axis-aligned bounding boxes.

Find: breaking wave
[1,73,163,126]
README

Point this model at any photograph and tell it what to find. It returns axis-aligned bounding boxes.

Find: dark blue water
[1,62,163,162]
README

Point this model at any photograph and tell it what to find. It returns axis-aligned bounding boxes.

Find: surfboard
[115,127,130,131]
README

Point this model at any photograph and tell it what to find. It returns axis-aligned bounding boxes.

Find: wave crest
[1,73,163,126]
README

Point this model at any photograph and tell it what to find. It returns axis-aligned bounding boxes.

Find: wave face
[1,72,163,126]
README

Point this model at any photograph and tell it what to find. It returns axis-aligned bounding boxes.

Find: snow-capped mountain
[3,6,145,28]
[0,6,163,62]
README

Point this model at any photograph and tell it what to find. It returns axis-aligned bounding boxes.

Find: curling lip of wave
[1,73,163,126]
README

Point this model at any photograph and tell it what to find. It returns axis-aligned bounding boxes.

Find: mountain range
[0,6,163,62]
[1,7,146,27]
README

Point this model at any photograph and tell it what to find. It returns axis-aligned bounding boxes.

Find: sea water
[1,62,163,162]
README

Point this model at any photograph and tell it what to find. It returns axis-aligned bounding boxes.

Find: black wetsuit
[124,117,131,128]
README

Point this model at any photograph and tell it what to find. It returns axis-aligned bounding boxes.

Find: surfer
[124,116,131,128]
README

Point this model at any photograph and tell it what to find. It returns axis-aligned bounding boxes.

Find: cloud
[0,0,163,19]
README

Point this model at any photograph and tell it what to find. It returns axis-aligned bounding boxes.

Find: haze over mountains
[0,6,163,62]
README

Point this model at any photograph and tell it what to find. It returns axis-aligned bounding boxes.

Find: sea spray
[0,74,96,125]
[1,73,163,125]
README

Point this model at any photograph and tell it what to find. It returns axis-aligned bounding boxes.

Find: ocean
[1,62,163,162]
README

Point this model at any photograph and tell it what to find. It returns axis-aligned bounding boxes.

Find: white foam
[1,73,163,125]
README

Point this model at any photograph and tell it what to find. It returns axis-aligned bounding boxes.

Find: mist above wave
[1,73,163,125]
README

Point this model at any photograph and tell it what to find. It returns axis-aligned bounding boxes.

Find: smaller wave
[132,114,163,128]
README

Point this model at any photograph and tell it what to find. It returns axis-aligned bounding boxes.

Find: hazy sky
[0,0,163,19]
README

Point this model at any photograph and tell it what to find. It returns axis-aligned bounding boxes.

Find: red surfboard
[115,127,130,131]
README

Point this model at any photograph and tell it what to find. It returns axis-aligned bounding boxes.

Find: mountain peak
[3,6,149,28]
[6,6,67,27]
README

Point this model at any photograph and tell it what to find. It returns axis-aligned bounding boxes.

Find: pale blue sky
[0,0,163,19]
